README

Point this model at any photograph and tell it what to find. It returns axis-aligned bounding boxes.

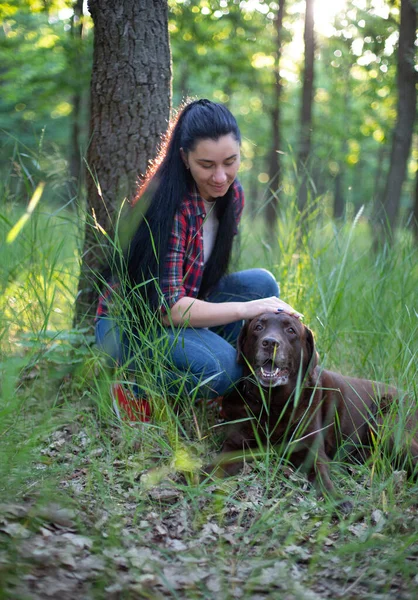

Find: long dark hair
[122,99,241,310]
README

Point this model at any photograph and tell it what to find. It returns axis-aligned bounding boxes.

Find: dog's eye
[287,327,296,335]
[254,323,264,332]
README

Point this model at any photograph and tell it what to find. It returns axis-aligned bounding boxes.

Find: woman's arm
[162,295,302,328]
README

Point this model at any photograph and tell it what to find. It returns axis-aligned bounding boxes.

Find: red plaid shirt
[96,179,244,320]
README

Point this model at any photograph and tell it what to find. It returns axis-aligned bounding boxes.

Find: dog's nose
[261,337,280,350]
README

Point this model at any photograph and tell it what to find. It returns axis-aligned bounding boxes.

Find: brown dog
[217,313,418,509]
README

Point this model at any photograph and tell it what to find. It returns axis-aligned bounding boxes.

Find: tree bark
[333,147,347,220]
[333,171,344,219]
[178,60,189,98]
[69,0,85,195]
[74,0,171,326]
[371,144,387,218]
[379,0,417,235]
[412,164,418,243]
[332,83,350,219]
[266,0,286,235]
[297,0,315,212]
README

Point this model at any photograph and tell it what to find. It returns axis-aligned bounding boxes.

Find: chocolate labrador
[216,313,418,508]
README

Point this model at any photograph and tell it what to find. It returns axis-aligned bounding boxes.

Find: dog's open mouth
[256,361,290,387]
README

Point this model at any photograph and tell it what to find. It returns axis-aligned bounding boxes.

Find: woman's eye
[225,160,235,166]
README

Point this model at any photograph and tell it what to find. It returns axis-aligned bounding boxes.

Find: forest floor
[1,381,418,600]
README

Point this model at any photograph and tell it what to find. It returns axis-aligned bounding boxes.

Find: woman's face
[182,134,241,201]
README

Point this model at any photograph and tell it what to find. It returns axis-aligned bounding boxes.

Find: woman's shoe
[110,383,151,423]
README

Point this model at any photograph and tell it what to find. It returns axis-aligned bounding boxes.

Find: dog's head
[237,313,318,388]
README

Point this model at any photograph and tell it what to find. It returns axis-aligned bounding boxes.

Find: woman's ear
[180,148,189,169]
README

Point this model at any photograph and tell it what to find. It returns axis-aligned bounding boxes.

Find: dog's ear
[304,324,319,376]
[236,320,250,364]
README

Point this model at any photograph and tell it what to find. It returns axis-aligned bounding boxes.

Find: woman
[96,99,301,421]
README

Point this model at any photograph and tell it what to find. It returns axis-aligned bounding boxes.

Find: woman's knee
[253,268,279,297]
[237,268,279,298]
[211,366,242,397]
[189,366,241,398]
[199,351,243,397]
[168,338,242,398]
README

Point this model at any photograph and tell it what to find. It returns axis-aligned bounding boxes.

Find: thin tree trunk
[69,0,84,195]
[248,176,259,219]
[354,160,364,213]
[379,0,417,235]
[332,85,350,219]
[333,171,344,219]
[266,0,286,235]
[178,61,189,98]
[371,144,387,215]
[412,165,418,243]
[74,0,171,326]
[297,0,315,212]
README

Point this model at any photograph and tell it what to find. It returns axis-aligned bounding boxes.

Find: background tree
[297,0,315,212]
[68,0,86,195]
[2,0,416,245]
[311,0,404,221]
[379,0,417,235]
[266,0,286,235]
[413,163,418,242]
[0,1,93,204]
[74,0,172,325]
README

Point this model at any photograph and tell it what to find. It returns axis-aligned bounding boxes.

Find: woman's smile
[182,134,241,201]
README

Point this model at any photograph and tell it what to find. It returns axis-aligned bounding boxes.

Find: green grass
[1,171,417,598]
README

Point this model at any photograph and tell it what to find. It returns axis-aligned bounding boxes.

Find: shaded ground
[2,410,418,600]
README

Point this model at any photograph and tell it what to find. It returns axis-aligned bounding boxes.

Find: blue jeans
[95,269,279,399]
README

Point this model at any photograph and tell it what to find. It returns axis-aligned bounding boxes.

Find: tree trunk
[248,166,259,218]
[266,0,286,235]
[178,61,189,98]
[332,85,350,220]
[69,0,85,195]
[333,171,344,219]
[74,0,171,326]
[297,0,315,212]
[371,144,387,219]
[379,0,417,235]
[412,165,418,243]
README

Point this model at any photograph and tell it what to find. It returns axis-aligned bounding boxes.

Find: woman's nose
[212,166,227,183]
